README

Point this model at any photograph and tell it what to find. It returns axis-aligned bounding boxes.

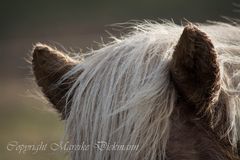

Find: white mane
[61,21,240,160]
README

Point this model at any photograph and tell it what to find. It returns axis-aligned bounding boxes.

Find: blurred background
[0,0,239,159]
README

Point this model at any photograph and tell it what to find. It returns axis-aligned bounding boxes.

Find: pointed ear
[170,25,221,113]
[32,43,79,119]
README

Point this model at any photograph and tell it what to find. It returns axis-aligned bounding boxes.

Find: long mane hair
[61,21,240,160]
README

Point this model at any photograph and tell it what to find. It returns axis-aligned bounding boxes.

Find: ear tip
[178,25,214,51]
[32,43,52,57]
[182,24,209,40]
[32,43,61,65]
[32,43,76,73]
[182,24,201,35]
[32,43,58,74]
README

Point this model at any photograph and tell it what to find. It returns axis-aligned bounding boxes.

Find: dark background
[0,0,239,159]
[1,0,239,79]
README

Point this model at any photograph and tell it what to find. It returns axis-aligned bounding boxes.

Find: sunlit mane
[61,21,240,160]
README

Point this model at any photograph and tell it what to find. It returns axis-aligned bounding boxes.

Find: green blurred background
[0,0,239,159]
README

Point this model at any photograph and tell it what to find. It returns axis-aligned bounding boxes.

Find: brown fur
[32,43,79,119]
[169,25,238,160]
[167,100,238,160]
[170,24,221,117]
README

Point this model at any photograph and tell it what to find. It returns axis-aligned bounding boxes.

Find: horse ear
[170,25,221,114]
[32,43,79,119]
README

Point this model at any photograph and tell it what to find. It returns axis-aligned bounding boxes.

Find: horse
[32,21,240,160]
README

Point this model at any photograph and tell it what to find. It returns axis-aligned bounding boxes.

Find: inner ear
[170,25,221,114]
[32,43,80,119]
